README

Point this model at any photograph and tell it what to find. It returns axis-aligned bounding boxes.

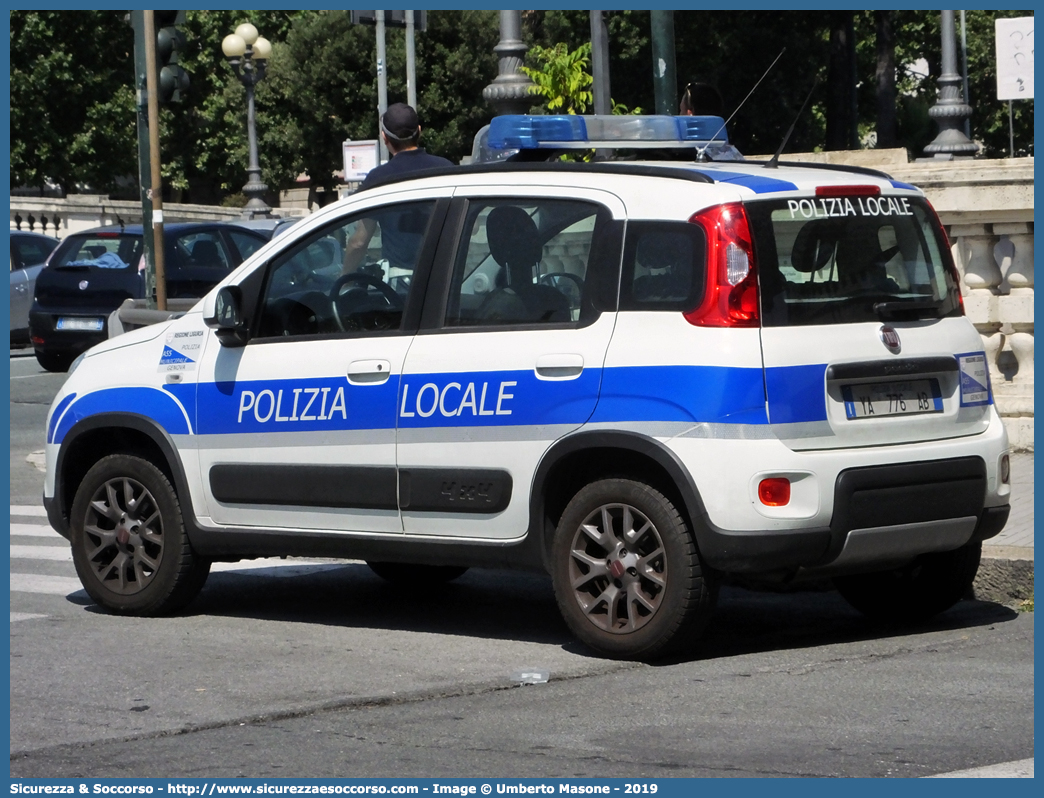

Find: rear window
[54,235,144,271]
[747,196,962,326]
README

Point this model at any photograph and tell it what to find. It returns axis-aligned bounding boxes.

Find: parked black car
[29,222,270,371]
[10,231,60,344]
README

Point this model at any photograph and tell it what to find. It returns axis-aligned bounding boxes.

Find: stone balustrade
[9,195,304,240]
[10,153,1034,449]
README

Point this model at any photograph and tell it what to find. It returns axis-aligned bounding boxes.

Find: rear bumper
[29,310,108,356]
[698,456,1009,575]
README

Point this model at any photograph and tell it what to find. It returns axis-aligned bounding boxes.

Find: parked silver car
[10,231,60,344]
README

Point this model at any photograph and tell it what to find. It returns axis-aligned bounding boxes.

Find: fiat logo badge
[879,325,901,354]
[78,280,89,291]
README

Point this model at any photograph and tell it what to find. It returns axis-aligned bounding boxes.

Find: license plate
[842,379,942,420]
[56,317,104,332]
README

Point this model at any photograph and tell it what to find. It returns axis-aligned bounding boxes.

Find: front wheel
[834,541,982,623]
[551,479,716,661]
[70,454,210,615]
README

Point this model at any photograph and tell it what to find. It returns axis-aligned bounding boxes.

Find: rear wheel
[551,479,716,661]
[36,351,71,372]
[70,454,210,615]
[366,562,469,586]
[834,542,982,623]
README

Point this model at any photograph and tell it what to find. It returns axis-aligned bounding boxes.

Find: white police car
[43,115,1010,660]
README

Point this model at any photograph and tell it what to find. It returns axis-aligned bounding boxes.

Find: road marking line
[10,573,85,596]
[10,523,60,538]
[926,758,1034,778]
[10,505,48,517]
[11,612,48,622]
[10,545,73,561]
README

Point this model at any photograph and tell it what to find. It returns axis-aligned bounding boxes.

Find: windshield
[747,196,962,326]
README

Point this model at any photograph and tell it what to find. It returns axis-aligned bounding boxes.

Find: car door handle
[535,354,584,381]
[347,359,392,385]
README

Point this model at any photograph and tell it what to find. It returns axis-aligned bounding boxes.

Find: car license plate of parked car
[842,379,942,419]
[56,317,104,332]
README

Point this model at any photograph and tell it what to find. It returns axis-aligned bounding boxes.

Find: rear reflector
[815,185,881,197]
[758,478,791,506]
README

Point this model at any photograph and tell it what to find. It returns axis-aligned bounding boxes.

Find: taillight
[925,199,965,315]
[685,203,759,327]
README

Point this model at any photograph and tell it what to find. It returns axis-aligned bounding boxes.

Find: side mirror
[204,285,248,347]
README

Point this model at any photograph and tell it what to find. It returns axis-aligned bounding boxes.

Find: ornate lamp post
[221,23,273,217]
[482,11,535,115]
[923,10,978,159]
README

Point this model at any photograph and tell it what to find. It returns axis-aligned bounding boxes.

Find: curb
[975,548,1034,606]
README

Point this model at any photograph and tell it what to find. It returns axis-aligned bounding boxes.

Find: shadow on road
[79,562,1020,660]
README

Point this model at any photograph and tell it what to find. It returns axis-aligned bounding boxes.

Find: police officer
[343,103,453,274]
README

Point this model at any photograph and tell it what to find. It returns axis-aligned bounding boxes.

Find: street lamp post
[222,23,273,218]
[923,9,978,159]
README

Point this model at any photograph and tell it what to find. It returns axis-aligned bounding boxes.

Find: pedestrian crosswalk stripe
[10,545,73,562]
[11,612,48,623]
[926,758,1034,778]
[10,573,84,595]
[10,505,47,517]
[10,524,59,538]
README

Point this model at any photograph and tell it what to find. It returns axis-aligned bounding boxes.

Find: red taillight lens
[758,478,791,506]
[685,203,759,328]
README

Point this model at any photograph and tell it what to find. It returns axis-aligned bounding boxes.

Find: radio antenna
[765,76,820,169]
[696,47,786,161]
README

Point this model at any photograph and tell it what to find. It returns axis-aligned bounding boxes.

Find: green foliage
[10,11,137,194]
[9,10,1033,204]
[523,42,594,114]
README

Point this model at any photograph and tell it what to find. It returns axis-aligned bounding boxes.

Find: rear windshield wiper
[873,298,945,319]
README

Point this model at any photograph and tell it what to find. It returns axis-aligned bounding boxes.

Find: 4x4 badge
[879,325,901,354]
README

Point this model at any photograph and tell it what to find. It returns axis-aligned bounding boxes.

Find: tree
[10,11,137,194]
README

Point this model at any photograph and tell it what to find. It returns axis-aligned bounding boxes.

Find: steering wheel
[329,272,404,332]
[330,272,403,306]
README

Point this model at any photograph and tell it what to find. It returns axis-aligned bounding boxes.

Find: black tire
[834,541,982,623]
[36,351,71,372]
[70,454,210,615]
[366,562,469,586]
[551,479,716,661]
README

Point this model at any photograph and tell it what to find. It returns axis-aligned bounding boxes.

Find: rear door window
[444,199,611,327]
[747,196,962,326]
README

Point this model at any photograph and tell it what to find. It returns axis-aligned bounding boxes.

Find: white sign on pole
[342,139,381,182]
[995,16,1034,100]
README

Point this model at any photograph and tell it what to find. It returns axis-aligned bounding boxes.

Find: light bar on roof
[486,114,730,151]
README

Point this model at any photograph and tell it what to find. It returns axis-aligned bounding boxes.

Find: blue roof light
[486,114,729,152]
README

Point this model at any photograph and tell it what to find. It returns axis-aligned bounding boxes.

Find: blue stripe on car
[698,170,799,194]
[54,364,831,441]
[52,387,192,444]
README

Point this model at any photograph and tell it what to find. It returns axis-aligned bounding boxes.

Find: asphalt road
[8,350,1034,778]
